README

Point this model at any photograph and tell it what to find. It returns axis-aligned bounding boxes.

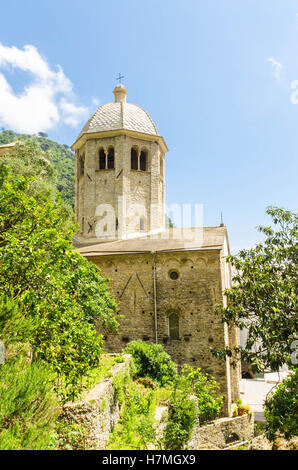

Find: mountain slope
[0,129,75,207]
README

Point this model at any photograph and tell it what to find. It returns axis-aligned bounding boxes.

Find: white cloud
[267,57,283,80]
[0,43,89,133]
[91,97,100,107]
[59,98,90,127]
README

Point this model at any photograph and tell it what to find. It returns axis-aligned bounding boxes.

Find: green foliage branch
[212,207,298,372]
[264,368,298,442]
[0,164,118,401]
[125,340,178,386]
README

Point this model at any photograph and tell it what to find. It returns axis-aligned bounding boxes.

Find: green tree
[0,165,118,400]
[0,129,75,207]
[264,368,298,441]
[0,140,74,230]
[0,140,57,194]
[212,207,298,372]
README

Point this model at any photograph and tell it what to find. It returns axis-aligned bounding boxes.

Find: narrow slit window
[160,155,164,178]
[140,150,147,171]
[79,157,84,176]
[169,313,179,340]
[131,148,138,170]
[107,147,114,169]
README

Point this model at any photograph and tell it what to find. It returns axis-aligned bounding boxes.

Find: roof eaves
[80,245,223,257]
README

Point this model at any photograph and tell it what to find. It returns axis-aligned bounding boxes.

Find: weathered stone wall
[60,354,131,450]
[188,414,254,450]
[91,248,239,411]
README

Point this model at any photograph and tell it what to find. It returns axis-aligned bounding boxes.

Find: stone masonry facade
[87,248,240,412]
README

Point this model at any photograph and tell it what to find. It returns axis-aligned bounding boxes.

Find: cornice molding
[72,129,168,154]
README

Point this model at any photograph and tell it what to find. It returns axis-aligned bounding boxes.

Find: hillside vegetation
[0,142,118,449]
[0,129,75,207]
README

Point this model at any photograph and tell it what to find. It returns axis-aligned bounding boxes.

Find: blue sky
[0,0,297,251]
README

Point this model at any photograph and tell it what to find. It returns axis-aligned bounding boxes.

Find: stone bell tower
[72,84,168,245]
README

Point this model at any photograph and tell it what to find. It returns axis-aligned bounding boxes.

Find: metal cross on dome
[116,73,124,84]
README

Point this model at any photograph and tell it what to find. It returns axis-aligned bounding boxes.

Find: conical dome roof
[77,85,159,139]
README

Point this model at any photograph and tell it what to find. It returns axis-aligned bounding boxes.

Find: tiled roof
[77,102,159,139]
[76,227,228,256]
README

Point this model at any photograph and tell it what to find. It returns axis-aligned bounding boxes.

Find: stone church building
[72,84,240,411]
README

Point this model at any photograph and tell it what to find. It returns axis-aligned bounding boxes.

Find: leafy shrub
[125,341,177,386]
[113,355,125,363]
[177,366,223,424]
[164,390,197,449]
[113,372,130,407]
[54,420,85,450]
[109,380,156,450]
[264,368,298,441]
[195,377,222,423]
[134,416,156,447]
[164,365,223,449]
[0,359,58,450]
[123,381,154,416]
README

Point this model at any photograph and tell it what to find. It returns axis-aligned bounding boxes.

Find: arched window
[131,147,138,170]
[99,148,106,169]
[140,217,145,231]
[140,150,147,171]
[107,146,114,169]
[169,313,180,340]
[79,156,84,176]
